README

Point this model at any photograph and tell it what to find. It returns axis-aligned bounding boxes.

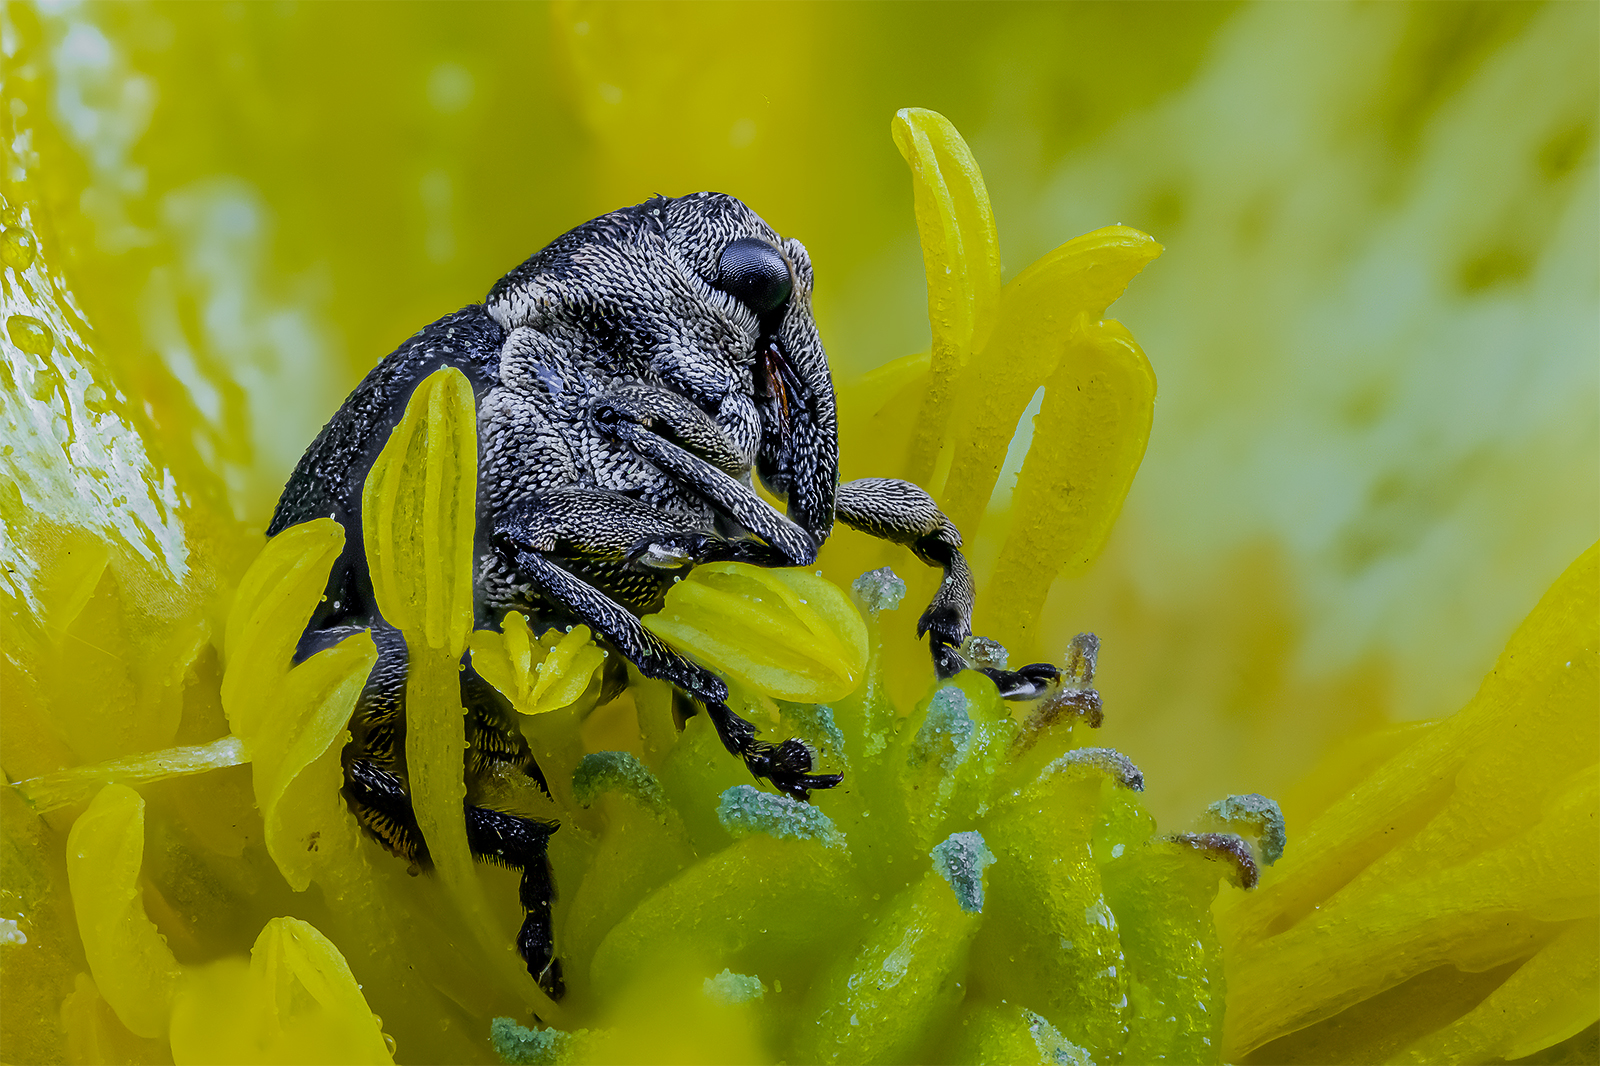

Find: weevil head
[485,192,838,543]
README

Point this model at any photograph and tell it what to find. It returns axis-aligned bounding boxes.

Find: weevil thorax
[484,192,838,542]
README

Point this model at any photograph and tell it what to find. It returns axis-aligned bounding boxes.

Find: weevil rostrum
[269,193,1062,999]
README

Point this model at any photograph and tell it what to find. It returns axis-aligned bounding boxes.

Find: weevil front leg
[512,549,841,799]
[499,485,794,582]
[835,477,1060,699]
[593,387,819,566]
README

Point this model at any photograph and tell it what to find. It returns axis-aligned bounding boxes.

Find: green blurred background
[6,0,1596,825]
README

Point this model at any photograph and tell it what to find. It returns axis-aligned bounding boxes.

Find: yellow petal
[529,624,607,714]
[360,366,477,657]
[981,317,1157,650]
[222,517,345,741]
[356,367,561,1019]
[891,107,1002,364]
[11,735,246,813]
[939,226,1162,537]
[891,107,1002,487]
[64,784,182,1039]
[252,630,378,892]
[468,617,524,706]
[643,563,867,702]
[168,917,392,1065]
[58,971,171,1065]
[470,615,607,716]
[1395,916,1599,1064]
[1219,542,1600,1058]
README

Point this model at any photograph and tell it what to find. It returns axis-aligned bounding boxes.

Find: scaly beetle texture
[269,192,1061,1000]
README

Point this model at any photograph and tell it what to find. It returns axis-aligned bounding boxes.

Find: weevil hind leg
[335,621,567,997]
[464,803,564,999]
[835,477,1062,699]
[341,759,565,998]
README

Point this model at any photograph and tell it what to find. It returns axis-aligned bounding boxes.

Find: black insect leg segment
[465,805,564,1000]
[835,477,1061,698]
[511,548,842,800]
[591,383,749,479]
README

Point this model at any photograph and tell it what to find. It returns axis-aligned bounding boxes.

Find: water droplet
[1,227,36,270]
[83,383,111,413]
[7,315,53,358]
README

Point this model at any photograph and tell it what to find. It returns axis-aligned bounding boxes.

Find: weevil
[269,193,1060,1000]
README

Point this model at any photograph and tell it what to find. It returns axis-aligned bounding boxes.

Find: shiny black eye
[716,237,793,318]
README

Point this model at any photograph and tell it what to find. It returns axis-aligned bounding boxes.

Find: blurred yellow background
[5,0,1596,833]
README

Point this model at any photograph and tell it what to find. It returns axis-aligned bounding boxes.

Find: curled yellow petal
[168,917,392,1065]
[892,107,1002,486]
[360,366,477,657]
[643,563,867,702]
[982,316,1157,650]
[64,783,182,1039]
[891,106,1002,364]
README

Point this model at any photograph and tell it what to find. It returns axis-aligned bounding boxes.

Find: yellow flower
[1218,544,1597,1063]
[3,4,1595,1065]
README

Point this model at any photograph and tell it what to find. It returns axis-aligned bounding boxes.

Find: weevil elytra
[269,193,1059,998]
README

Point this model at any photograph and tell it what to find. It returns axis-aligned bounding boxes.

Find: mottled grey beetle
[269,193,1058,999]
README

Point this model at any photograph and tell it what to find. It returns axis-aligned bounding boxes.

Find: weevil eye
[716,237,793,318]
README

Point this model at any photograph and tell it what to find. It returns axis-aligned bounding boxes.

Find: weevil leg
[343,759,565,997]
[835,477,1061,698]
[508,546,842,799]
[592,382,750,478]
[499,486,790,585]
[464,804,564,999]
[320,621,547,793]
[593,390,819,566]
[342,757,428,866]
[327,623,565,995]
